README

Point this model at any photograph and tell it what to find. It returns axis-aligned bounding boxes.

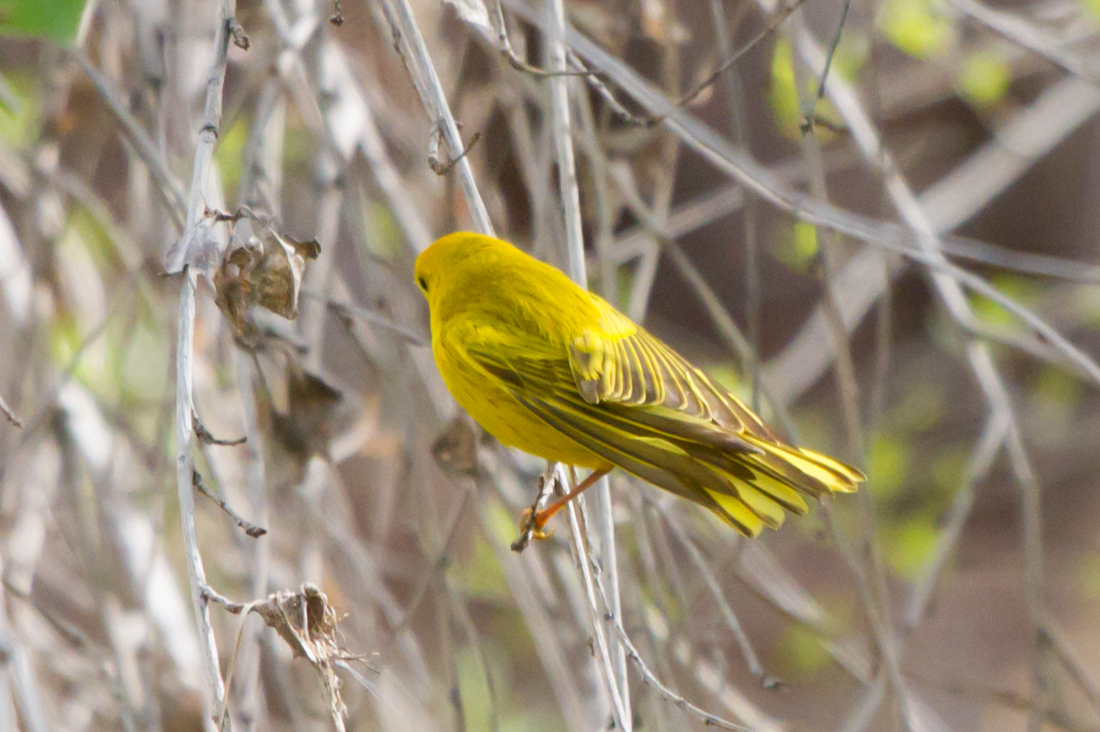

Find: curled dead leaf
[249,584,347,727]
[213,217,320,343]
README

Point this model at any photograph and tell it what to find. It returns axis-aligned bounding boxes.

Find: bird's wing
[453,322,862,537]
[568,294,780,441]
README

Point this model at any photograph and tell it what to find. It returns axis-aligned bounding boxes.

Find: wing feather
[457,301,863,538]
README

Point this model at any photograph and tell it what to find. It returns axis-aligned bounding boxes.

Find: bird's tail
[695,438,864,536]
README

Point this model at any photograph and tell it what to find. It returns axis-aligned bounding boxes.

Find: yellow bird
[415,232,864,538]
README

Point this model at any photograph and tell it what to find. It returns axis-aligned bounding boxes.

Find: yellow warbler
[415,232,864,538]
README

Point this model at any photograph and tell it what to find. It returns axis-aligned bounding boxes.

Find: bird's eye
[417,276,429,292]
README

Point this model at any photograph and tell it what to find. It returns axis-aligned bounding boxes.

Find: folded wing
[454,302,863,537]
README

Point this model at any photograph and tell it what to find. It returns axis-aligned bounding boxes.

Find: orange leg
[524,467,611,534]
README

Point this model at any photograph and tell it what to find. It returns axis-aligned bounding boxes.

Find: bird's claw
[519,507,555,541]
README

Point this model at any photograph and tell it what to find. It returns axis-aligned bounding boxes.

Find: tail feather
[509,382,863,538]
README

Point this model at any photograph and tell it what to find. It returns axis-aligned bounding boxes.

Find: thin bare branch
[172,1,237,722]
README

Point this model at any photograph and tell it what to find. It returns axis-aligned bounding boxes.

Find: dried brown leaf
[213,224,321,342]
[431,413,480,476]
[271,367,343,460]
[249,584,347,726]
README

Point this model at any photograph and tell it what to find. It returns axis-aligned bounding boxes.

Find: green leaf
[867,433,911,500]
[769,37,801,136]
[878,0,954,59]
[775,625,830,678]
[774,220,819,272]
[885,517,938,578]
[1073,285,1100,327]
[0,0,89,44]
[214,116,249,204]
[969,273,1042,330]
[957,49,1012,109]
[1083,0,1100,24]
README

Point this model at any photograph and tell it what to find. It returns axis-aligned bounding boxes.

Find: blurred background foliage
[0,0,1099,730]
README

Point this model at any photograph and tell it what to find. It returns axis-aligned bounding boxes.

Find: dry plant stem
[706,0,762,410]
[946,0,1100,81]
[662,515,763,678]
[593,573,748,731]
[561,472,631,731]
[810,0,849,103]
[791,27,909,730]
[194,411,246,446]
[234,351,271,731]
[773,78,1100,405]
[904,411,1009,629]
[1041,618,1100,715]
[677,0,806,109]
[379,0,493,233]
[504,0,1100,388]
[910,674,1092,732]
[71,50,187,227]
[789,21,1053,732]
[546,0,630,722]
[174,1,236,723]
[476,492,589,731]
[491,0,588,79]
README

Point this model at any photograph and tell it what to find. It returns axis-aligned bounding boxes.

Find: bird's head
[414,231,508,310]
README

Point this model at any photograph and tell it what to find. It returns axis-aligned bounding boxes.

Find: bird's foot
[510,466,561,552]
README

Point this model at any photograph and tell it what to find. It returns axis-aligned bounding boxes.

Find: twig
[308,293,427,345]
[607,606,750,730]
[946,0,1100,82]
[510,463,558,551]
[903,411,1009,629]
[810,0,850,104]
[228,17,250,49]
[787,17,1057,730]
[428,126,482,175]
[706,0,764,410]
[1041,618,1100,717]
[378,0,494,233]
[193,411,247,446]
[70,50,187,228]
[561,471,631,732]
[909,672,1094,732]
[489,0,590,79]
[192,469,268,538]
[662,514,765,680]
[505,0,1100,391]
[473,486,590,730]
[547,4,631,723]
[173,2,237,723]
[677,0,806,111]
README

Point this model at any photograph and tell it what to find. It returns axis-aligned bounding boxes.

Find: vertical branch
[706,0,762,410]
[546,0,630,726]
[173,0,236,721]
[381,0,493,234]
